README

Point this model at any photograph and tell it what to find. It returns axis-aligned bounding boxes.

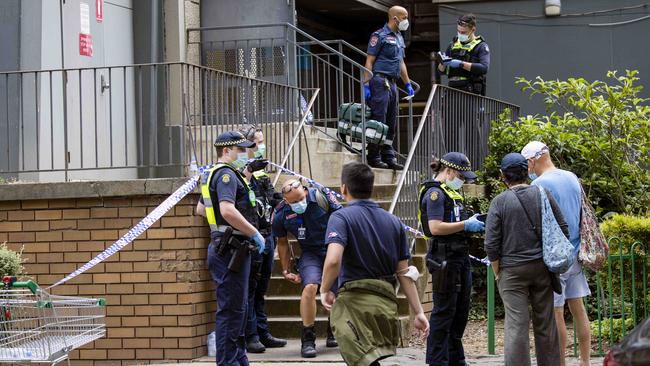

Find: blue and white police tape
[47,175,201,288]
[268,161,491,267]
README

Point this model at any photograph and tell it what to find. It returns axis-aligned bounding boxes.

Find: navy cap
[500,153,528,171]
[441,152,477,180]
[214,131,256,149]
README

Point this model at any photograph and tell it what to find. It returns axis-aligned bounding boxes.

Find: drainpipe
[148,0,160,178]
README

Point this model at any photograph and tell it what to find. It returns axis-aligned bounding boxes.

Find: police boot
[246,337,266,353]
[367,144,389,169]
[326,320,338,348]
[301,325,317,358]
[260,333,287,348]
[384,158,404,170]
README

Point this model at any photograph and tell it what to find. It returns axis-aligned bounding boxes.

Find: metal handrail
[272,89,320,187]
[388,84,437,213]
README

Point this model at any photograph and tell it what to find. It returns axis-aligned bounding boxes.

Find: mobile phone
[477,214,488,222]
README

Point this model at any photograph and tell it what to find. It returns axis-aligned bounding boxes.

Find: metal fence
[388,85,519,232]
[187,23,420,162]
[485,238,649,356]
[0,61,318,182]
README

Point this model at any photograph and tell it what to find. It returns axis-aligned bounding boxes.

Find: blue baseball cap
[500,152,528,171]
[440,152,477,180]
[214,131,256,148]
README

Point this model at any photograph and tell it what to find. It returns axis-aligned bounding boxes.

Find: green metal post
[487,264,495,355]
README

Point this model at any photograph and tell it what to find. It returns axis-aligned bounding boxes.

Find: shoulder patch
[286,213,297,220]
[221,174,231,184]
[430,191,439,201]
[370,35,379,47]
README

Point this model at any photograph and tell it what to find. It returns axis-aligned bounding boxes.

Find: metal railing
[0,61,318,182]
[388,85,519,232]
[187,23,420,161]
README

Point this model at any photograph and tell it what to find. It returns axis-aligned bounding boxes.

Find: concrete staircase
[267,126,430,343]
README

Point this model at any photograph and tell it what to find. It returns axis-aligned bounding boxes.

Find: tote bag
[539,186,575,273]
[578,184,608,271]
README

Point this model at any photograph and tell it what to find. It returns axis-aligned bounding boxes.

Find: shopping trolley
[0,276,106,365]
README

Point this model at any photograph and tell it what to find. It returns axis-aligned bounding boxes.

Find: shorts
[553,260,591,307]
[298,250,338,292]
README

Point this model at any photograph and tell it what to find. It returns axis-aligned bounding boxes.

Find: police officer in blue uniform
[364,5,415,170]
[272,179,342,358]
[419,152,485,366]
[196,131,267,366]
[437,14,490,96]
[237,125,288,353]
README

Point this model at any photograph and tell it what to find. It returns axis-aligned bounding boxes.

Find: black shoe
[368,160,389,169]
[326,319,338,347]
[246,339,266,353]
[384,159,404,170]
[260,334,287,348]
[301,326,317,358]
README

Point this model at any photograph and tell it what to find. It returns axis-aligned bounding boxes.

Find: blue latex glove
[405,82,415,97]
[363,84,371,101]
[251,232,265,254]
[446,59,463,69]
[464,214,485,233]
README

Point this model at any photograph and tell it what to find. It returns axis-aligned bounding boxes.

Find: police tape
[47,175,201,288]
[267,161,491,267]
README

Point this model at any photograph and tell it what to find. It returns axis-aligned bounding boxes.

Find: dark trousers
[498,259,560,366]
[208,241,251,366]
[426,256,472,366]
[368,73,398,161]
[245,235,275,341]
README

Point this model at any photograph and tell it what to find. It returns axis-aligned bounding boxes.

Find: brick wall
[0,179,215,365]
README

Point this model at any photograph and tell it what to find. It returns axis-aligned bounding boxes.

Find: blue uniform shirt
[272,188,341,252]
[325,200,410,286]
[367,24,405,79]
[424,186,465,223]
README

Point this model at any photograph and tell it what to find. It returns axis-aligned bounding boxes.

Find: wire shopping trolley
[0,276,106,365]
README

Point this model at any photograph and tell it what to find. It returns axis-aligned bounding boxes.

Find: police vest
[447,36,486,84]
[200,163,257,234]
[418,180,466,241]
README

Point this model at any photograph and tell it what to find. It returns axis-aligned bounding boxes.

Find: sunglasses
[281,181,302,194]
[242,125,262,140]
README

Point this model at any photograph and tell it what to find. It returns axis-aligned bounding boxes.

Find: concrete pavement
[149,340,604,365]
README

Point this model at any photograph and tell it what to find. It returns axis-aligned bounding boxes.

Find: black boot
[326,320,338,348]
[384,158,404,170]
[301,325,317,358]
[367,144,389,169]
[246,338,266,353]
[260,333,287,348]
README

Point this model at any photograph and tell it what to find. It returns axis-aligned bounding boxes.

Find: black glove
[246,158,268,172]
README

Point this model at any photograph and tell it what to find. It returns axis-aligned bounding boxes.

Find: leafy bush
[590,317,635,344]
[483,71,650,215]
[0,243,24,277]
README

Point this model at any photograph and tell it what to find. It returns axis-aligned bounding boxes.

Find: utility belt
[214,226,254,273]
[376,73,397,83]
[426,238,469,294]
[448,77,485,95]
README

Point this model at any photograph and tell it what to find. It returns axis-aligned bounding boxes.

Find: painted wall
[438,0,650,115]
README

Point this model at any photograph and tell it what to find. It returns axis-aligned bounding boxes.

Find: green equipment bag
[338,103,371,124]
[337,119,388,145]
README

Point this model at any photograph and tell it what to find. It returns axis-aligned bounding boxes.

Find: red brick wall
[0,193,215,365]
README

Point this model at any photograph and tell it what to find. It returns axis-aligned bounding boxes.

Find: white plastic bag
[207,330,216,357]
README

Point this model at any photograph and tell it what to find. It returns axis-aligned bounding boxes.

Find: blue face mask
[254,144,266,158]
[290,199,308,214]
[529,172,538,181]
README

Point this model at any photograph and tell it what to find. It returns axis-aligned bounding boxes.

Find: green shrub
[590,317,635,344]
[483,71,650,216]
[0,243,24,277]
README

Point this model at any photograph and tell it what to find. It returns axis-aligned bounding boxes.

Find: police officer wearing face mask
[418,152,485,366]
[272,179,342,358]
[437,14,490,96]
[363,5,414,170]
[237,125,288,353]
[195,131,266,366]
